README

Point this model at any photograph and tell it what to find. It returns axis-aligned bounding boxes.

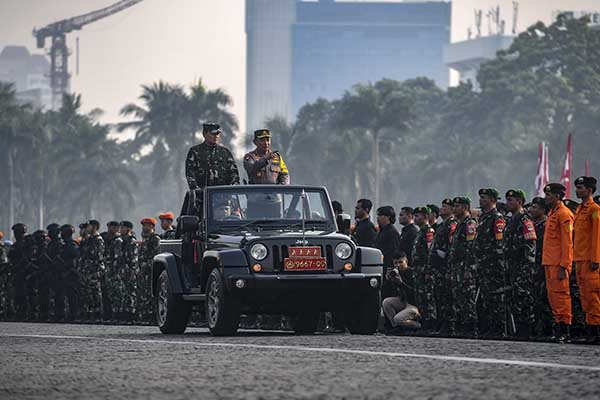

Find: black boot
[575,325,600,345]
[551,323,570,343]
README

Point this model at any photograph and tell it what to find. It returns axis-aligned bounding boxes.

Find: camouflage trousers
[507,259,535,330]
[105,267,125,315]
[449,262,478,333]
[54,271,80,321]
[0,272,14,320]
[137,262,153,322]
[79,263,104,318]
[570,263,585,329]
[477,262,507,336]
[414,265,436,322]
[431,256,452,325]
[533,265,553,335]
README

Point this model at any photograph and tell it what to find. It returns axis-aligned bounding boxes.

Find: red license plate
[284,257,327,271]
[288,246,322,258]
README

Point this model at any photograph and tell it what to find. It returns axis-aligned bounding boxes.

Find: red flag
[535,142,549,197]
[585,159,590,176]
[560,133,572,198]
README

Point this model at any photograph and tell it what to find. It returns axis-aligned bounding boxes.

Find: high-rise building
[0,46,52,110]
[246,0,451,133]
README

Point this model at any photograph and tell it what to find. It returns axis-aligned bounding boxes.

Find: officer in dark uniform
[185,123,240,190]
[529,197,552,337]
[351,199,377,247]
[57,224,80,321]
[9,223,29,320]
[38,223,61,321]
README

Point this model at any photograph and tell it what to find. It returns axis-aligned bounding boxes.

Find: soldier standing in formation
[0,232,9,320]
[503,189,537,339]
[542,183,574,342]
[529,197,552,336]
[159,213,176,240]
[57,225,80,321]
[474,188,507,338]
[185,123,240,191]
[573,176,600,343]
[119,221,138,322]
[102,221,121,321]
[138,218,160,323]
[448,197,478,337]
[411,206,436,331]
[398,207,418,266]
[79,220,105,321]
[430,198,457,335]
[351,199,377,247]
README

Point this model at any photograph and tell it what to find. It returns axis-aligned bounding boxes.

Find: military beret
[531,197,546,207]
[441,198,454,207]
[0,231,3,240]
[544,183,566,195]
[594,195,600,205]
[158,212,175,221]
[46,223,60,232]
[505,189,526,201]
[78,222,88,229]
[414,206,431,215]
[107,221,120,227]
[11,223,27,231]
[453,196,471,206]
[141,217,157,226]
[478,188,500,200]
[86,220,100,229]
[563,199,579,213]
[120,220,134,229]
[60,224,74,231]
[427,204,440,215]
[254,129,271,140]
[574,176,597,192]
[202,123,221,134]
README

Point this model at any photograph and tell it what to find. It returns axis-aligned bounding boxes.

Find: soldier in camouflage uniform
[503,190,537,339]
[185,123,240,191]
[119,221,138,322]
[79,220,105,321]
[0,231,11,320]
[448,197,478,337]
[474,188,507,338]
[101,221,121,321]
[26,230,48,321]
[429,199,457,334]
[137,218,160,323]
[411,206,436,331]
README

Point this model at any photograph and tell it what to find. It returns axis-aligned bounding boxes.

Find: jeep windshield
[206,186,335,232]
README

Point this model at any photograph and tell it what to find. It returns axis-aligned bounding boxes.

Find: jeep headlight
[335,243,352,260]
[250,243,268,261]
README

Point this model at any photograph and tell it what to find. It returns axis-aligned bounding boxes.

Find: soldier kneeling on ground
[383,251,421,335]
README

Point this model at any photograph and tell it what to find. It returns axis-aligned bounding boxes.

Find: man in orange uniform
[542,183,574,342]
[573,176,600,343]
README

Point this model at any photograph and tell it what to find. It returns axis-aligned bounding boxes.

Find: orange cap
[141,217,157,226]
[0,231,4,240]
[159,212,175,221]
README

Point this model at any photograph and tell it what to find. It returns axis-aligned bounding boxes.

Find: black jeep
[152,185,383,336]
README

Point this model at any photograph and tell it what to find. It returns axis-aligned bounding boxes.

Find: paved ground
[1,322,600,399]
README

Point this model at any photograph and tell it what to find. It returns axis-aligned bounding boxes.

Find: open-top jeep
[152,185,383,336]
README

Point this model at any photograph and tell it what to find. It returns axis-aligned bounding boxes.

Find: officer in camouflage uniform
[474,188,507,338]
[0,231,11,320]
[411,206,436,331]
[529,197,552,337]
[137,218,160,323]
[57,225,80,321]
[429,199,457,334]
[79,220,105,321]
[26,230,47,321]
[243,129,290,185]
[101,221,121,320]
[185,123,240,191]
[9,223,29,320]
[503,190,537,339]
[119,221,138,322]
[448,197,478,337]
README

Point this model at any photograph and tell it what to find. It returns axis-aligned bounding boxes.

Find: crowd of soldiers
[0,214,176,323]
[343,178,600,344]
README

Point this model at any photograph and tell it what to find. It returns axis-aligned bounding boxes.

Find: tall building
[246,0,451,133]
[0,46,52,110]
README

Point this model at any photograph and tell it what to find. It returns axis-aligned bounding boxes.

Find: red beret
[159,212,175,221]
[141,217,157,226]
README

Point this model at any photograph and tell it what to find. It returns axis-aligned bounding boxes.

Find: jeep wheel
[346,290,380,335]
[206,269,240,336]
[156,270,191,334]
[291,311,320,334]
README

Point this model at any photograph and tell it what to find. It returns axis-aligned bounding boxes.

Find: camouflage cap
[505,189,526,201]
[414,206,431,216]
[254,129,271,140]
[478,187,500,200]
[453,196,471,206]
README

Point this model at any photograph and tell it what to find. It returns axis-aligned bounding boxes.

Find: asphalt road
[1,322,600,400]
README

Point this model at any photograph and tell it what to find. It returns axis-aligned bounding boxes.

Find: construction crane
[33,0,144,110]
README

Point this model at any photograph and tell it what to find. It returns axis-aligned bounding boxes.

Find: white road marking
[3,333,600,372]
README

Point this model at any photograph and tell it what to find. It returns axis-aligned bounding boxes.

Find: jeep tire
[346,290,380,335]
[206,269,241,336]
[156,270,191,334]
[291,311,320,334]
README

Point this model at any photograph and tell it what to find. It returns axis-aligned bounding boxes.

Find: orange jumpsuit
[542,201,574,324]
[574,198,600,325]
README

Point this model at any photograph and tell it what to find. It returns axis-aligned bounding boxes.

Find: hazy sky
[1,0,598,136]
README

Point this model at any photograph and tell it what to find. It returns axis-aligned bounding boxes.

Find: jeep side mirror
[178,215,200,233]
